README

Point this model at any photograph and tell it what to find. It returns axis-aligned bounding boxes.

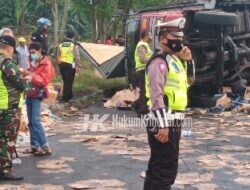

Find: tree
[0,0,31,31]
[0,0,172,44]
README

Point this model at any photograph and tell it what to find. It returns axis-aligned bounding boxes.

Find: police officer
[134,30,153,116]
[31,17,51,54]
[0,35,26,181]
[57,31,80,101]
[144,17,194,190]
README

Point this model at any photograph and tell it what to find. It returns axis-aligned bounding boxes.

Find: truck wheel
[189,92,219,108]
[188,85,219,108]
[194,11,239,26]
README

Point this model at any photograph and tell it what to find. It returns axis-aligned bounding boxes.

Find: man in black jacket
[31,18,51,54]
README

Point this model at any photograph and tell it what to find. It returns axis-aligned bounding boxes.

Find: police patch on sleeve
[158,62,166,72]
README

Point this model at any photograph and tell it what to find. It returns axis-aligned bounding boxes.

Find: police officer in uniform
[0,35,26,181]
[31,18,51,54]
[144,17,194,190]
[134,30,153,116]
[57,31,80,101]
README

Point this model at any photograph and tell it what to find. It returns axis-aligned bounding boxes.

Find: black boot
[144,176,172,190]
[0,173,24,181]
[143,176,152,190]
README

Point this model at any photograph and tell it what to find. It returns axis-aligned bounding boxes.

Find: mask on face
[31,53,39,61]
[164,39,183,52]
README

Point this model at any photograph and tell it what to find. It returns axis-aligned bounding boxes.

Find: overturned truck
[80,0,250,107]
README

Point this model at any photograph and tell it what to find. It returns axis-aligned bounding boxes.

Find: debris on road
[222,86,232,93]
[140,171,146,179]
[0,184,64,190]
[69,179,126,190]
[36,157,77,174]
[19,106,29,133]
[104,88,139,109]
[185,108,207,116]
[216,94,231,109]
[42,83,60,106]
[244,87,250,100]
[59,134,149,161]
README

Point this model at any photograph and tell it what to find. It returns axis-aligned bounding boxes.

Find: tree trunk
[91,4,98,42]
[51,0,59,47]
[59,0,71,42]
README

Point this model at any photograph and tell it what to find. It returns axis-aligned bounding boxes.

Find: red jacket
[27,56,55,98]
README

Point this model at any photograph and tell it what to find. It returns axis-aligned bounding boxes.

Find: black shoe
[0,174,24,181]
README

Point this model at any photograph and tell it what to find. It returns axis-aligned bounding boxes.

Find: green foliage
[133,0,170,9]
[0,0,171,40]
[72,59,125,94]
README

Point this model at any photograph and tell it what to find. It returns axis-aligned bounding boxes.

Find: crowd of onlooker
[0,18,56,181]
[96,34,125,46]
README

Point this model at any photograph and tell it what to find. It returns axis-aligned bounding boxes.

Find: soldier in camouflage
[0,35,26,181]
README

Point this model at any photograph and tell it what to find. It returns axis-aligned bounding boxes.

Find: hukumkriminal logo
[78,114,193,133]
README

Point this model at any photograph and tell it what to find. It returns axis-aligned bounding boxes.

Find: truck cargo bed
[78,42,126,79]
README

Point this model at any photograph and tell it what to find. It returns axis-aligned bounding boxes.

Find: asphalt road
[1,102,250,190]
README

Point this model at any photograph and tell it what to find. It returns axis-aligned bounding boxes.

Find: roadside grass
[53,59,126,96]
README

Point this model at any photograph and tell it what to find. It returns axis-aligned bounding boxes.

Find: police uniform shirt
[147,47,168,111]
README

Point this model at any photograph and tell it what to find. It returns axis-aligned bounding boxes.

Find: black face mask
[164,39,183,52]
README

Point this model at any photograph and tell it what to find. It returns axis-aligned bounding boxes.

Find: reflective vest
[0,57,24,110]
[134,41,152,71]
[59,42,75,64]
[145,54,188,111]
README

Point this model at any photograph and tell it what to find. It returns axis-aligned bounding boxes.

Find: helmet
[37,17,51,26]
[18,37,26,43]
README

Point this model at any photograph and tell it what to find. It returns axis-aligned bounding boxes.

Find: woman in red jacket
[23,42,55,156]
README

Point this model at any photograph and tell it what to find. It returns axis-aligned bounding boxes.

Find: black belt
[171,110,184,113]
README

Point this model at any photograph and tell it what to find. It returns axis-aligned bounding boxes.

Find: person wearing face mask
[22,42,55,156]
[0,35,26,181]
[143,17,194,190]
[31,18,51,55]
[134,30,153,117]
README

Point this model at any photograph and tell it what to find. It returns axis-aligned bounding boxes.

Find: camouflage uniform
[0,109,21,176]
[0,54,26,177]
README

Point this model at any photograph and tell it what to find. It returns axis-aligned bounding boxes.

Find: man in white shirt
[16,37,29,70]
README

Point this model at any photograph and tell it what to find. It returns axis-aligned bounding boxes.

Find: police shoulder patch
[158,62,166,72]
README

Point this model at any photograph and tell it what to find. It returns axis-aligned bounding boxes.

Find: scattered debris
[244,87,250,100]
[235,177,250,186]
[36,157,77,174]
[242,103,250,114]
[0,184,64,190]
[43,83,59,106]
[216,94,231,109]
[70,106,79,112]
[69,179,125,190]
[222,86,232,93]
[19,106,29,132]
[104,88,139,109]
[140,171,146,179]
[185,108,207,116]
[197,155,227,168]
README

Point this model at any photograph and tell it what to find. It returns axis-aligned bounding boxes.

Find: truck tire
[194,11,239,26]
[189,93,219,108]
[188,85,219,108]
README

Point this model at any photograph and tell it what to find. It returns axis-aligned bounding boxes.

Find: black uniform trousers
[144,120,182,190]
[134,69,148,116]
[59,62,76,101]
